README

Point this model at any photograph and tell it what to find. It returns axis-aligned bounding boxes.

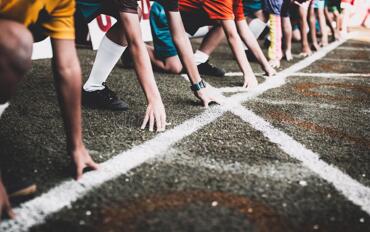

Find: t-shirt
[0,0,75,39]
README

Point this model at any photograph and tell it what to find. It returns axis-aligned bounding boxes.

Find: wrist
[190,79,206,92]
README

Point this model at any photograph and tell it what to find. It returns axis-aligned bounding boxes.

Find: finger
[155,111,161,132]
[87,160,99,170]
[162,112,167,131]
[149,112,154,132]
[4,201,15,219]
[203,99,209,108]
[141,111,150,130]
[75,164,85,181]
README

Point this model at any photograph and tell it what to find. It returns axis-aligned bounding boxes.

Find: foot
[284,50,293,61]
[82,83,129,111]
[120,49,134,69]
[197,60,225,77]
[269,59,281,69]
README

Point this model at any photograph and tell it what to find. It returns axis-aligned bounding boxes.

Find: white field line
[252,98,370,113]
[0,35,351,231]
[337,46,370,52]
[322,58,370,63]
[230,105,370,215]
[158,152,314,182]
[293,72,370,78]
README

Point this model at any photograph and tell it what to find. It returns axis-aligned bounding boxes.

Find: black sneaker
[82,83,129,111]
[120,49,134,69]
[197,60,225,77]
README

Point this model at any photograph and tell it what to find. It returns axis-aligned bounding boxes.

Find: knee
[0,20,33,72]
[167,62,183,74]
[0,20,33,103]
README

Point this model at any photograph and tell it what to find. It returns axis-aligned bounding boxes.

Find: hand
[70,146,99,180]
[243,75,259,90]
[141,99,166,132]
[0,179,14,221]
[193,86,222,108]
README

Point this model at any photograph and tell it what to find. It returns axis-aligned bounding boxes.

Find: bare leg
[0,19,33,103]
[299,4,312,56]
[317,8,328,46]
[198,25,225,55]
[308,3,320,51]
[282,16,293,61]
[324,7,339,41]
[146,45,183,74]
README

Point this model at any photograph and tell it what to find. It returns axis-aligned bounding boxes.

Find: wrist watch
[190,80,206,91]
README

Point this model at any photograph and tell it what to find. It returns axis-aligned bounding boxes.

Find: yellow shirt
[0,0,75,39]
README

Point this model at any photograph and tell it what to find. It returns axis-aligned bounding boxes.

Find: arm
[119,13,166,131]
[221,20,257,88]
[166,11,220,107]
[0,178,14,221]
[51,39,98,180]
[235,20,276,76]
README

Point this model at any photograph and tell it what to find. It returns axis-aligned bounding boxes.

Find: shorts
[313,0,325,9]
[76,0,138,22]
[262,0,291,17]
[243,0,263,17]
[327,0,341,12]
[150,2,178,59]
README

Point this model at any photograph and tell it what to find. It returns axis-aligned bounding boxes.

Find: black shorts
[180,10,217,36]
[76,0,138,23]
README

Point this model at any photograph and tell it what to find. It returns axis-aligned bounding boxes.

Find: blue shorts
[262,0,290,17]
[150,2,178,60]
[314,0,326,9]
[243,0,263,17]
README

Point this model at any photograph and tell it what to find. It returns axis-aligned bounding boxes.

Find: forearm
[236,20,269,68]
[121,13,162,102]
[52,61,84,150]
[222,21,253,75]
[167,12,201,84]
[132,39,162,98]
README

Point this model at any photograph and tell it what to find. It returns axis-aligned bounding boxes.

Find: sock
[83,35,127,92]
[0,103,9,118]
[268,14,282,61]
[193,50,209,65]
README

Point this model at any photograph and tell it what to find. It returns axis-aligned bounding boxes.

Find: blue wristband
[190,80,206,92]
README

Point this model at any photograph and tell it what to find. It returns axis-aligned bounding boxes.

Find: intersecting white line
[337,46,370,52]
[230,105,370,215]
[251,98,370,114]
[1,34,364,232]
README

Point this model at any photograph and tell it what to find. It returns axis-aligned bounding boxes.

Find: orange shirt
[0,0,75,39]
[179,0,245,21]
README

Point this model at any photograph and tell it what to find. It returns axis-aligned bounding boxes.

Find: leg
[268,14,283,68]
[0,20,33,104]
[298,3,312,56]
[197,25,225,57]
[317,7,328,46]
[146,44,183,74]
[282,16,293,61]
[82,21,129,110]
[308,2,320,51]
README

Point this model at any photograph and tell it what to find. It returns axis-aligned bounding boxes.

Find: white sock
[193,50,209,65]
[83,35,127,92]
[0,102,9,118]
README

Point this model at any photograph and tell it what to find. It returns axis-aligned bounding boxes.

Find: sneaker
[197,60,225,77]
[120,49,134,69]
[82,83,129,111]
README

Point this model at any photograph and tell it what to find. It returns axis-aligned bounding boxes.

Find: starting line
[1,33,369,231]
